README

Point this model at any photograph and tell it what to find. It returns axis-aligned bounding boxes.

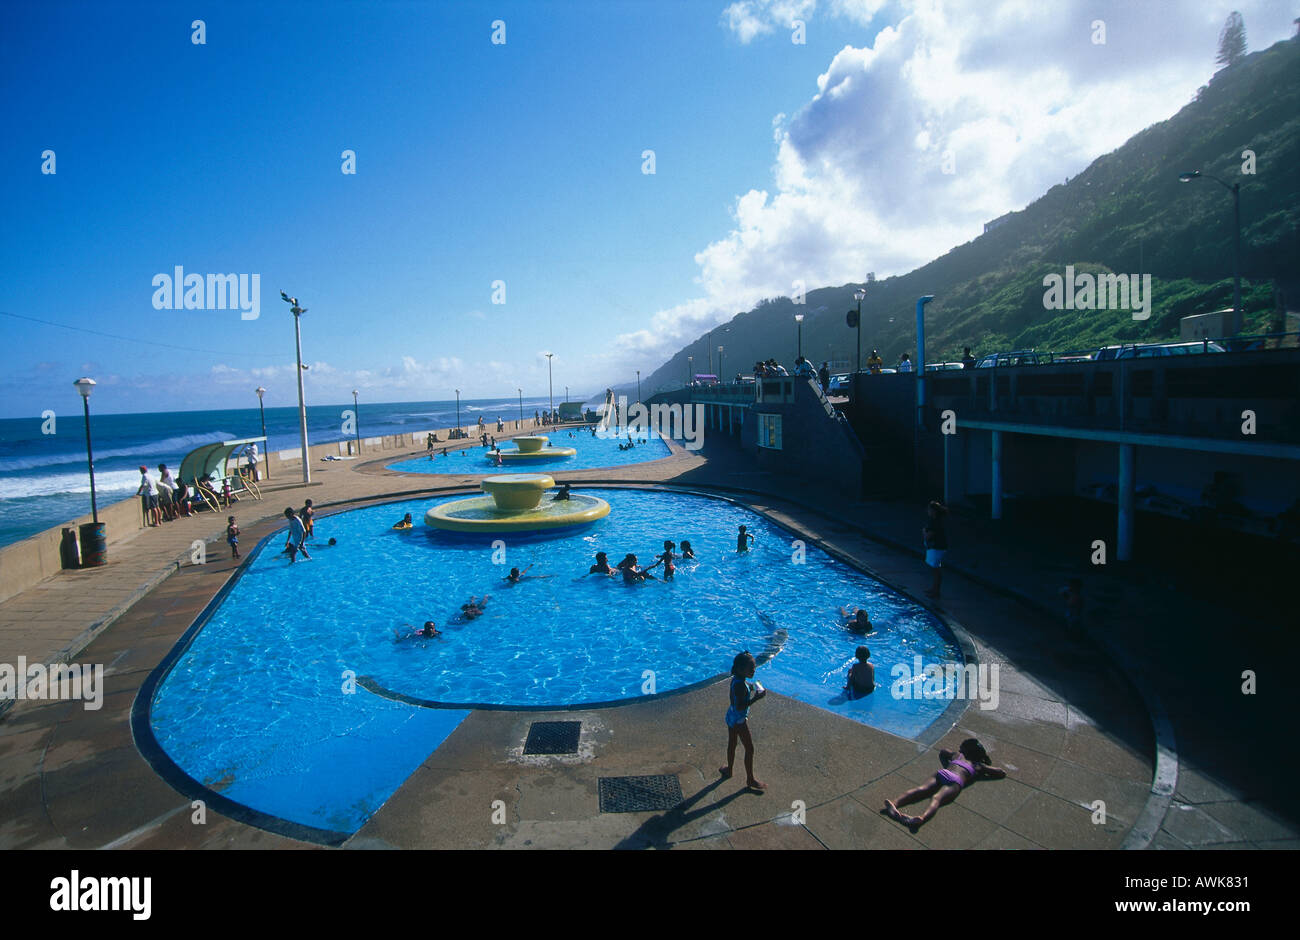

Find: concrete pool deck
[0,427,1292,849]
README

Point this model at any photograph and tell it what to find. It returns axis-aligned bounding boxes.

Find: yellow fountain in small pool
[423,473,610,533]
[493,434,577,461]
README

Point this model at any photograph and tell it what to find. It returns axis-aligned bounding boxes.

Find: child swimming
[615,553,654,583]
[737,525,754,552]
[840,607,874,635]
[394,621,441,641]
[459,595,489,621]
[392,513,414,530]
[588,551,615,575]
[645,541,677,580]
[680,540,695,559]
[720,651,766,791]
[883,738,1005,829]
[844,646,874,699]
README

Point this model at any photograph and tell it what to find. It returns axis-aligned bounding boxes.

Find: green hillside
[647,34,1299,389]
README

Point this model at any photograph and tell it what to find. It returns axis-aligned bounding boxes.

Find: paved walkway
[0,427,1291,849]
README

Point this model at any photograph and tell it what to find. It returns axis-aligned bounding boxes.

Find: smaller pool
[387,427,672,475]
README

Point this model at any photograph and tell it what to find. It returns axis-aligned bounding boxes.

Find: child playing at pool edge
[845,646,874,699]
[884,738,1005,830]
[720,651,767,792]
[226,516,239,559]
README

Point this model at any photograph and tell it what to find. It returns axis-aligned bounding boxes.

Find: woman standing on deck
[923,500,949,598]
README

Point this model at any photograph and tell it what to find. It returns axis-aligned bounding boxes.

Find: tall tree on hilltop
[1217,11,1247,68]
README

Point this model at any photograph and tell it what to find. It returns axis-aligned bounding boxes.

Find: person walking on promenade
[898,353,913,373]
[961,347,976,369]
[867,350,883,374]
[247,442,260,481]
[818,361,830,389]
[137,465,161,527]
[923,500,949,598]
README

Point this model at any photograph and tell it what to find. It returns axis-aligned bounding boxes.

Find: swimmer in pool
[459,595,489,620]
[505,564,535,583]
[645,541,677,580]
[588,551,616,575]
[841,607,874,635]
[680,540,695,559]
[884,738,1005,829]
[393,513,413,529]
[844,646,874,699]
[616,553,654,582]
[394,621,441,641]
[737,525,754,552]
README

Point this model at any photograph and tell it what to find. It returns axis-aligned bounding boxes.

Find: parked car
[827,373,851,393]
[925,361,966,372]
[975,350,1043,368]
[1114,341,1227,359]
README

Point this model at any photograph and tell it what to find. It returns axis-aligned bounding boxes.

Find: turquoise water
[386,426,672,474]
[149,488,961,836]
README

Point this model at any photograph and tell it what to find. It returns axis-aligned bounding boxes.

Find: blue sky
[2,0,1295,416]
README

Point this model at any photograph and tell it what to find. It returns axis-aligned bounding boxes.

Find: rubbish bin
[60,527,81,569]
[78,522,107,568]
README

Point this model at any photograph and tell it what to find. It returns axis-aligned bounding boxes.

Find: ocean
[0,395,569,550]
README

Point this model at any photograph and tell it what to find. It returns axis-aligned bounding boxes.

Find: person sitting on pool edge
[552,483,571,501]
[844,646,874,699]
[841,607,874,634]
[588,551,615,575]
[883,738,1006,830]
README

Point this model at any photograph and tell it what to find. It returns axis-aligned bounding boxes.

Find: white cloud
[608,0,1295,383]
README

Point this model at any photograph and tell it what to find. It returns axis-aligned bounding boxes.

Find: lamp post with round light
[255,386,269,479]
[853,288,866,373]
[1178,170,1242,335]
[455,389,461,438]
[280,292,311,484]
[795,313,804,361]
[74,377,107,567]
[517,387,523,428]
[636,370,641,402]
[718,346,725,382]
[545,353,555,422]
[352,389,361,454]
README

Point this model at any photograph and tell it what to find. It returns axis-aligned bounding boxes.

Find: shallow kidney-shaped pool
[145,488,961,839]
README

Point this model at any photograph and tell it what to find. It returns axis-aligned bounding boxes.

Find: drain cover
[523,720,582,755]
[598,774,683,813]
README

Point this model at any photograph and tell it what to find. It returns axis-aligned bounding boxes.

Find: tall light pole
[352,389,361,454]
[545,352,554,420]
[636,370,641,402]
[718,345,725,381]
[853,288,867,373]
[455,389,461,437]
[795,313,804,361]
[255,386,268,479]
[1179,170,1242,335]
[280,291,311,484]
[517,387,523,427]
[687,356,693,387]
[74,378,98,523]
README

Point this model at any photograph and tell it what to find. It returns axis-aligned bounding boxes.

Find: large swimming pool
[145,487,961,839]
[386,426,672,474]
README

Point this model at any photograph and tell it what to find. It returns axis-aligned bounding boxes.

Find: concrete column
[991,430,1003,519]
[1118,442,1135,561]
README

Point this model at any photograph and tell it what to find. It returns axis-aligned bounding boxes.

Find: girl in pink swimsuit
[884,738,1005,829]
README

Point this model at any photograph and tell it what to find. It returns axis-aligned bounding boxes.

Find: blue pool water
[148,488,961,836]
[386,426,672,474]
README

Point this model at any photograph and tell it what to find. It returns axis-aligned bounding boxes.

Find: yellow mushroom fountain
[423,473,609,533]
[490,434,577,462]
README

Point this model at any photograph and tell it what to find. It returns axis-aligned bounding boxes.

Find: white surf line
[98,802,191,850]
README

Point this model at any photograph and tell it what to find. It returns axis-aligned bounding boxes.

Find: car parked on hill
[975,350,1043,368]
[1114,341,1226,359]
[924,361,966,372]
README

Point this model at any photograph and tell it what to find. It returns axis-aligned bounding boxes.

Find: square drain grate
[523,720,582,755]
[598,774,683,813]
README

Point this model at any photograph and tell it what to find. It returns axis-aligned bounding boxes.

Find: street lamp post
[1178,170,1242,335]
[455,389,461,437]
[718,346,725,381]
[687,356,693,387]
[74,378,98,523]
[517,387,523,428]
[255,386,268,479]
[636,370,641,402]
[853,289,866,373]
[352,389,361,454]
[545,352,554,421]
[280,292,311,484]
[795,313,804,361]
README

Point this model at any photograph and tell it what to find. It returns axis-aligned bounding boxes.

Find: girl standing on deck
[720,651,767,791]
[923,500,949,598]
